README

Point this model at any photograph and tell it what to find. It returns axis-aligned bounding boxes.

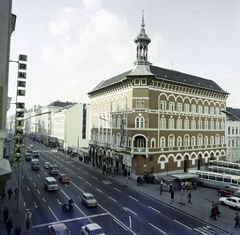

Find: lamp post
[99,117,116,169]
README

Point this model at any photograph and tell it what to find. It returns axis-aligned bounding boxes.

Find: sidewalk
[72,157,238,235]
[0,165,26,235]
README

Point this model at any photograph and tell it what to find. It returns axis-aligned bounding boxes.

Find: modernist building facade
[88,16,229,176]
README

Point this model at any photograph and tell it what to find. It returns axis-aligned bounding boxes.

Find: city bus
[209,160,240,169]
[208,166,240,176]
[189,170,240,189]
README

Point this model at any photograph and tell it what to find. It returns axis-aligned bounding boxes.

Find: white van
[44,177,58,191]
[31,159,39,170]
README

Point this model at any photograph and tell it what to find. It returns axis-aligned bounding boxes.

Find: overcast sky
[8,0,240,115]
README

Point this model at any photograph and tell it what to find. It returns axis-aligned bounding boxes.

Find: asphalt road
[19,140,233,235]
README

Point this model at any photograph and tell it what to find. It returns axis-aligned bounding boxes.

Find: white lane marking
[114,187,121,192]
[113,219,128,231]
[34,202,38,208]
[42,198,46,202]
[56,199,61,204]
[48,206,59,221]
[174,220,192,230]
[108,196,117,202]
[86,181,91,186]
[123,207,137,216]
[148,206,161,213]
[149,223,167,234]
[27,187,30,191]
[129,216,132,229]
[84,171,89,175]
[30,177,32,180]
[97,188,103,193]
[38,174,41,177]
[78,176,82,180]
[129,195,138,201]
[33,183,36,187]
[37,189,40,194]
[93,176,98,180]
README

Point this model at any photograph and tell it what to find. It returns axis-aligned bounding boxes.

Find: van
[44,177,58,191]
[49,164,58,175]
[31,159,39,170]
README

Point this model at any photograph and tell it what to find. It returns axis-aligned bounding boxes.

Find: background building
[0,0,16,190]
[88,16,229,177]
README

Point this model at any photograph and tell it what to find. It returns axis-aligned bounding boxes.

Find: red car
[217,188,235,197]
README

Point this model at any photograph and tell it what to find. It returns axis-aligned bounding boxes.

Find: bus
[208,166,240,176]
[189,170,240,189]
[209,160,240,169]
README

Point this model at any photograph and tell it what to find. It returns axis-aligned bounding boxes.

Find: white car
[44,162,50,169]
[81,223,105,235]
[48,223,71,235]
[219,196,240,210]
[81,193,97,207]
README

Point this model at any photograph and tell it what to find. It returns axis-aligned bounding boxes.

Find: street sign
[14,156,22,162]
[15,120,24,127]
[16,102,25,109]
[16,111,24,118]
[15,129,23,136]
[14,147,22,154]
[15,138,23,145]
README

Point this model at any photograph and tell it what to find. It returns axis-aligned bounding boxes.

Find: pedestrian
[212,201,220,217]
[171,190,174,202]
[187,192,192,204]
[14,225,21,235]
[160,183,163,195]
[210,206,217,220]
[7,188,13,199]
[14,188,18,199]
[3,207,9,223]
[234,212,240,228]
[193,181,197,190]
[1,188,6,201]
[5,218,13,235]
[137,176,141,186]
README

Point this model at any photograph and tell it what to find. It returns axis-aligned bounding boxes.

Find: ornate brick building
[88,15,228,177]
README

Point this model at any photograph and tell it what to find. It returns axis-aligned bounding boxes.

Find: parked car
[58,173,70,183]
[81,193,97,207]
[48,223,70,235]
[217,188,235,197]
[219,196,240,210]
[81,223,105,235]
[44,162,50,169]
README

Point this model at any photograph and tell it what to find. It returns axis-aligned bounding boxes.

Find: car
[217,188,235,197]
[81,193,97,207]
[81,223,105,235]
[44,162,50,169]
[25,153,32,161]
[48,223,71,235]
[219,196,240,210]
[58,173,70,183]
[33,151,39,157]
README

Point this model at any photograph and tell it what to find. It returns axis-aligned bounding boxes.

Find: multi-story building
[88,16,229,177]
[224,107,240,162]
[0,0,16,190]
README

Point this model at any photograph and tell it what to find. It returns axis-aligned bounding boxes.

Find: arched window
[210,136,214,145]
[177,103,182,112]
[177,137,182,147]
[184,119,189,129]
[151,138,156,148]
[204,120,208,130]
[184,135,189,146]
[168,135,174,147]
[210,120,214,130]
[160,118,166,129]
[168,118,174,129]
[169,102,175,111]
[160,137,166,148]
[221,136,224,145]
[191,136,196,146]
[215,134,220,145]
[198,119,202,129]
[221,121,225,130]
[197,135,203,146]
[204,136,208,145]
[135,116,145,128]
[160,101,166,111]
[215,120,219,130]
[191,119,196,129]
[176,119,182,129]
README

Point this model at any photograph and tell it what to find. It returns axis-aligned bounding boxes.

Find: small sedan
[58,173,70,183]
[217,188,235,197]
[48,223,71,235]
[81,223,105,235]
[44,162,50,169]
[81,193,97,207]
[219,196,240,210]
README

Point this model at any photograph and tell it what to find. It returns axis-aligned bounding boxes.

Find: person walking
[187,192,192,204]
[210,205,217,220]
[3,207,9,223]
[14,225,21,235]
[160,183,163,195]
[5,218,13,235]
[171,190,174,202]
[14,188,18,199]
[1,188,6,201]
[7,188,13,199]
[234,212,240,228]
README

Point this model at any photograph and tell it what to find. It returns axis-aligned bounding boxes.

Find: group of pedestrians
[3,207,22,235]
[1,188,18,201]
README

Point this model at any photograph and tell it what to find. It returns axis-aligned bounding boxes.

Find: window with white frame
[168,135,174,147]
[177,137,182,147]
[210,136,214,145]
[221,136,224,144]
[151,138,156,148]
[184,119,189,129]
[191,136,196,146]
[204,120,208,130]
[198,119,202,129]
[191,119,196,129]
[210,120,214,130]
[122,100,127,110]
[184,135,190,146]
[136,99,144,109]
[191,104,196,113]
[232,127,234,135]
[137,139,144,148]
[160,101,166,111]
[177,103,182,112]
[184,104,190,113]
[197,135,203,146]
[236,127,238,135]
[204,136,208,145]
[198,105,203,114]
[228,127,230,135]
[169,102,175,112]
[216,107,220,115]
[215,121,219,130]
[176,118,182,129]
[135,116,144,128]
[204,106,208,114]
[168,118,174,129]
[221,121,224,130]
[210,107,214,115]
[160,137,166,148]
[160,117,166,129]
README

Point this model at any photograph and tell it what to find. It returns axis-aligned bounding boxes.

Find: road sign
[15,120,24,127]
[14,147,22,154]
[16,111,24,118]
[15,129,23,136]
[14,156,22,162]
[15,138,23,145]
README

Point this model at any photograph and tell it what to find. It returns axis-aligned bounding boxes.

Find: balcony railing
[131,147,148,153]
